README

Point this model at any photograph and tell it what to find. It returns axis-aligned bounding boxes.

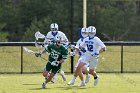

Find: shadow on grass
[23,83,40,85]
[56,85,89,90]
[29,87,51,90]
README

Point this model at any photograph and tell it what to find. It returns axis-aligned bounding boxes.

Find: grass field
[0,46,140,93]
[0,73,140,93]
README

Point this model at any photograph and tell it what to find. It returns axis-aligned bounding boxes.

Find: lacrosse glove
[68,51,75,56]
[91,52,99,58]
[35,52,41,57]
[51,61,59,66]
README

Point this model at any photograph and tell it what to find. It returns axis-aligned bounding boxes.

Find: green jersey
[45,44,68,63]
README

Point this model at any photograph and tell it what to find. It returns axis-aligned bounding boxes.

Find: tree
[22,17,52,41]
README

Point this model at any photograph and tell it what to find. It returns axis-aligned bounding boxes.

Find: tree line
[0,0,140,42]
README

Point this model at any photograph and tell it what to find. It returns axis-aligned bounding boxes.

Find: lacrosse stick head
[35,31,45,40]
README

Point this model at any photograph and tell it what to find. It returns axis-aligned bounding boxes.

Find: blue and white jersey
[80,36,106,54]
[75,38,87,56]
[44,31,69,46]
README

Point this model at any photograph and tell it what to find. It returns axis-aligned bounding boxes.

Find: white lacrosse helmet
[88,26,96,38]
[81,27,88,38]
[55,36,63,46]
[50,23,58,31]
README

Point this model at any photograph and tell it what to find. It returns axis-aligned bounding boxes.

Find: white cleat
[60,70,66,81]
[78,81,86,87]
[68,79,75,85]
[85,74,90,83]
[42,82,46,89]
[94,75,99,86]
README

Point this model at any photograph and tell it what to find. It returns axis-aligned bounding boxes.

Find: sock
[94,76,97,79]
[87,73,90,76]
[45,77,48,80]
[72,76,76,80]
[81,80,85,83]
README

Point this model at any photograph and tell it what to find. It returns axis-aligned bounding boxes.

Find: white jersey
[44,31,69,45]
[75,38,87,56]
[80,36,106,54]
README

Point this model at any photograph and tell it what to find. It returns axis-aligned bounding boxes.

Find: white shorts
[80,52,98,69]
[75,57,89,68]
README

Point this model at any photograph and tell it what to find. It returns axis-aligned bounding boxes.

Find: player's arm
[35,45,51,57]
[99,47,106,53]
[96,37,106,54]
[79,38,86,49]
[59,49,68,64]
[74,39,81,54]
[68,39,80,56]
[60,32,69,44]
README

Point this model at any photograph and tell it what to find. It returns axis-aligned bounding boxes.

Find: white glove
[51,61,59,66]
[91,52,99,58]
[68,52,75,56]
[70,45,75,50]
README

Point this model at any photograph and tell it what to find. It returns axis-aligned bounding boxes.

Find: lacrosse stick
[34,31,46,47]
[23,47,35,54]
[35,31,45,40]
[23,47,47,61]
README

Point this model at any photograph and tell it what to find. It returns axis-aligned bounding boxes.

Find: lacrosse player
[35,36,68,89]
[68,27,90,86]
[44,23,69,46]
[44,23,69,83]
[76,26,106,86]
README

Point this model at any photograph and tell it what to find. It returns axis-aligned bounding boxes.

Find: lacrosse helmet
[88,26,96,38]
[50,23,58,31]
[55,36,63,46]
[81,27,88,38]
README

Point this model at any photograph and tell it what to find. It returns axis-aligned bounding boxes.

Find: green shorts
[45,62,61,74]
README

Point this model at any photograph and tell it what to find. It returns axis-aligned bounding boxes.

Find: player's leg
[89,68,99,86]
[68,57,82,85]
[51,74,57,83]
[82,66,90,83]
[59,69,66,81]
[76,62,86,86]
[42,62,52,88]
[89,58,99,86]
[68,67,78,85]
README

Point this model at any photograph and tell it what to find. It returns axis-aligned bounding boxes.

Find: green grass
[0,46,140,93]
[0,73,140,93]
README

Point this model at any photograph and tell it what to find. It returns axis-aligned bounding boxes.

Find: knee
[42,71,48,77]
[89,69,95,74]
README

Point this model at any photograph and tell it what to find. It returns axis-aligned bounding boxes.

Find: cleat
[42,82,46,89]
[68,79,75,85]
[78,81,86,87]
[85,74,90,83]
[94,75,99,86]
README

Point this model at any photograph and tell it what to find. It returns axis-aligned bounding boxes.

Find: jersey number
[50,52,59,59]
[87,45,93,52]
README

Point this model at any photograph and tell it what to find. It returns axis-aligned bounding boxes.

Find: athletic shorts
[45,62,61,74]
[80,52,98,69]
[75,57,89,68]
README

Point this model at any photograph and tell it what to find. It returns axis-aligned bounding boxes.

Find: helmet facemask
[55,36,63,46]
[88,26,96,38]
[81,27,88,38]
[50,23,58,33]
